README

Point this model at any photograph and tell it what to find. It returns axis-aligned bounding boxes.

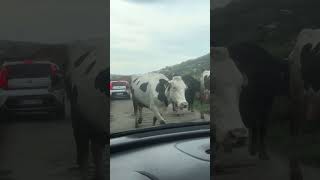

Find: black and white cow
[200,70,210,119]
[65,38,108,180]
[286,28,320,180]
[289,29,320,126]
[226,42,289,159]
[131,73,188,128]
[172,75,201,113]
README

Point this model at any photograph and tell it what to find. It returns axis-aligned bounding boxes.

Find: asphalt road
[0,115,87,180]
[110,98,210,134]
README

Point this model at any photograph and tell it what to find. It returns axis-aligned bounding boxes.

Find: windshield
[110,0,210,134]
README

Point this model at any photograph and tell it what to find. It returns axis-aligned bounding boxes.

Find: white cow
[131,73,188,127]
[200,70,211,119]
[212,47,248,151]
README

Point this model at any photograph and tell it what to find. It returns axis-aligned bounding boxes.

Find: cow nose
[226,128,248,146]
[230,128,248,138]
[180,102,188,108]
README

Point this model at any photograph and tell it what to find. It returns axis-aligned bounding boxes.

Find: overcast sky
[111,0,210,75]
[0,0,107,44]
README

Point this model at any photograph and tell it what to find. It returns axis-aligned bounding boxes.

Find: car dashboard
[110,123,210,180]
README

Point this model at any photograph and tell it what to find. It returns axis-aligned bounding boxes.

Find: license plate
[116,93,124,95]
[21,99,42,105]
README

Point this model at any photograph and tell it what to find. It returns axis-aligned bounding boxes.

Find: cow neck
[164,83,171,106]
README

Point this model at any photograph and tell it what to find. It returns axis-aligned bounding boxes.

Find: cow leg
[258,123,269,160]
[133,99,138,117]
[248,127,257,156]
[70,89,82,167]
[91,141,106,180]
[172,103,177,112]
[190,99,194,112]
[78,132,90,180]
[138,106,143,124]
[133,100,139,128]
[153,116,157,126]
[151,107,166,125]
[200,96,205,119]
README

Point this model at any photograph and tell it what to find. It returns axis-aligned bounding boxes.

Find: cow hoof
[259,152,270,160]
[160,120,166,125]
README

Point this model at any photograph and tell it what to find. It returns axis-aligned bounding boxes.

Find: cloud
[111,0,210,75]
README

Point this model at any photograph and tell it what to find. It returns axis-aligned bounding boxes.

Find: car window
[111,82,127,86]
[6,64,51,79]
[110,0,210,134]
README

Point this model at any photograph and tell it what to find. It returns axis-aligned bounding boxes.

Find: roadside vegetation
[193,99,210,115]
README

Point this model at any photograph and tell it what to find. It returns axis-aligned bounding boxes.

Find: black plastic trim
[111,121,209,138]
[111,128,209,154]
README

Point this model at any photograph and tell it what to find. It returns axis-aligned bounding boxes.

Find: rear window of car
[6,64,51,79]
[112,81,127,86]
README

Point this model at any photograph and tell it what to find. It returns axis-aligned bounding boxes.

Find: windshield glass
[110,0,210,134]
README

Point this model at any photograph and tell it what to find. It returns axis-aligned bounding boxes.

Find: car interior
[110,122,210,180]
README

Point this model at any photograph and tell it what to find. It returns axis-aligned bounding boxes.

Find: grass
[193,100,210,114]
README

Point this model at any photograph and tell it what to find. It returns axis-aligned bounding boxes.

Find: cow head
[300,42,320,121]
[301,42,320,92]
[166,76,188,110]
[212,47,248,148]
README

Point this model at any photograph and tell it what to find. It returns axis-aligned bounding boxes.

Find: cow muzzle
[179,101,188,110]
[226,128,248,147]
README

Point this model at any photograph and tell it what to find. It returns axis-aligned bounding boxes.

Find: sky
[111,0,210,75]
[0,0,107,44]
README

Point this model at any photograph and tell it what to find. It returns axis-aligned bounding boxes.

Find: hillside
[111,53,210,81]
[212,0,320,58]
[156,53,210,79]
[0,40,68,69]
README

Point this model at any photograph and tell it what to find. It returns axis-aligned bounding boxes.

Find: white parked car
[0,60,65,119]
[110,80,130,100]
